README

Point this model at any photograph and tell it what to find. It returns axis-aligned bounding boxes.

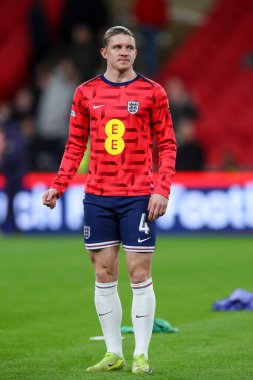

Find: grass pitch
[0,235,253,380]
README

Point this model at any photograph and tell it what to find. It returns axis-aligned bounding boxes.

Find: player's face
[101,34,137,72]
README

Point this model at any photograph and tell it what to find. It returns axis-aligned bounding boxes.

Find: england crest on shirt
[84,225,90,239]
[127,101,139,114]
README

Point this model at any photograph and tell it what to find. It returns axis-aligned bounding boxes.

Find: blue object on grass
[212,289,253,311]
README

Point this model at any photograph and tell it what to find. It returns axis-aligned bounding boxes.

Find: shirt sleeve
[151,84,177,198]
[50,86,89,197]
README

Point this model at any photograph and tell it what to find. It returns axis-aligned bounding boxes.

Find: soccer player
[42,26,177,374]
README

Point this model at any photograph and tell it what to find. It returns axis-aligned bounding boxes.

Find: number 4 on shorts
[139,213,150,235]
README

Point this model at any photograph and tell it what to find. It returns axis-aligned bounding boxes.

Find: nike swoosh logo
[93,104,104,109]
[99,311,112,317]
[136,315,150,318]
[138,237,151,243]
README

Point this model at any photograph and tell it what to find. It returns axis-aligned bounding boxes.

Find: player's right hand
[42,188,59,209]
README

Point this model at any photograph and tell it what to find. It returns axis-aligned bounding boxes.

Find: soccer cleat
[132,354,152,374]
[86,352,126,372]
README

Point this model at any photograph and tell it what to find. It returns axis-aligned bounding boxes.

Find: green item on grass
[121,325,134,333]
[153,318,178,333]
[121,318,178,334]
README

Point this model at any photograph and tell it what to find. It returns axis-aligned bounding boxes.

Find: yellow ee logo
[105,119,125,155]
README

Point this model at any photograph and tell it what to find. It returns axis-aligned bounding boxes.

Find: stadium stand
[1,0,253,169]
[157,0,253,169]
[0,0,65,101]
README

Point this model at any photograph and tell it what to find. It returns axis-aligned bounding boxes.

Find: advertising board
[0,172,252,233]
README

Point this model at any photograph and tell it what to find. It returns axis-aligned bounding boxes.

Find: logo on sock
[136,314,150,318]
[99,310,113,316]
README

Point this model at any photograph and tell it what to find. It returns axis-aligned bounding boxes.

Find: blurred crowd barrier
[0,172,253,234]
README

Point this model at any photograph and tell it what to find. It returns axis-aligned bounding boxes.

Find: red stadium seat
[156,0,253,168]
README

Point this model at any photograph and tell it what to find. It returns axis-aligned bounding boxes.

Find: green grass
[0,235,253,379]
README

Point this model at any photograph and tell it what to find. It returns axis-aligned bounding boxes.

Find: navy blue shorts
[83,194,156,253]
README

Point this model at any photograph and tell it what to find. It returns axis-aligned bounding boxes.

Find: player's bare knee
[95,267,117,283]
[129,269,149,284]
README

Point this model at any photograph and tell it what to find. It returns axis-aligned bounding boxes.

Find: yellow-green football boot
[86,352,126,372]
[132,354,152,374]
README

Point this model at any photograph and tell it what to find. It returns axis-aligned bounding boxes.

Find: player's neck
[103,68,137,83]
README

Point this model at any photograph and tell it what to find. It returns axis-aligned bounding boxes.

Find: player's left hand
[147,193,168,221]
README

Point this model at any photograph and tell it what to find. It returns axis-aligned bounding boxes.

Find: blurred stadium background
[0,1,253,379]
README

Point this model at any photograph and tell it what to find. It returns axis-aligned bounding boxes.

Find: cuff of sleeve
[153,185,170,199]
[49,185,62,198]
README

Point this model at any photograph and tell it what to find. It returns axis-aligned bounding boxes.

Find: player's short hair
[103,26,135,48]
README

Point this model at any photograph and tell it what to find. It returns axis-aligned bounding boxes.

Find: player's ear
[100,48,107,59]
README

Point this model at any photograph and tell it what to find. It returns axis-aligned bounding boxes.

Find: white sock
[95,281,123,357]
[131,278,156,358]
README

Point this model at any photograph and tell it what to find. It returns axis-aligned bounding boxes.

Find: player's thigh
[88,246,120,282]
[83,194,121,250]
[120,195,156,253]
[125,251,153,283]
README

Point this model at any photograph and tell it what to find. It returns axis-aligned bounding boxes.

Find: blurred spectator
[0,101,36,171]
[8,88,38,170]
[12,87,35,120]
[28,0,51,65]
[0,102,13,125]
[165,77,198,132]
[176,119,204,171]
[35,58,80,171]
[61,0,109,43]
[20,114,37,171]
[59,24,99,82]
[133,0,169,77]
[32,60,53,105]
[0,123,29,232]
